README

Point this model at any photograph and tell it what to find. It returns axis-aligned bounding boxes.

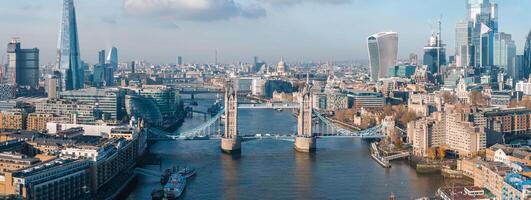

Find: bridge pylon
[221,80,241,154]
[294,81,316,153]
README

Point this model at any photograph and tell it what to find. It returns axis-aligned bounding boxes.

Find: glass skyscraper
[423,33,446,74]
[525,31,531,79]
[456,0,498,68]
[56,0,83,91]
[6,39,40,88]
[367,32,398,82]
[493,32,516,77]
[106,47,118,69]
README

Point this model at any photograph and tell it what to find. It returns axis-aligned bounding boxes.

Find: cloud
[258,0,352,6]
[123,0,266,21]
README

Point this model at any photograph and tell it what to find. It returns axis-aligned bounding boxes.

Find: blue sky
[0,0,529,64]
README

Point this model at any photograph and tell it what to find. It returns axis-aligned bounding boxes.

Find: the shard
[56,0,83,91]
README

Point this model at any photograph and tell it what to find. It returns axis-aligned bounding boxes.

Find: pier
[370,143,410,168]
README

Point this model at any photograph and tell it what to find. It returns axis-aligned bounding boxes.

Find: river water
[127,94,449,200]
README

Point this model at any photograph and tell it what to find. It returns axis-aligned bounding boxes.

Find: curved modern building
[367,32,398,82]
[125,95,163,127]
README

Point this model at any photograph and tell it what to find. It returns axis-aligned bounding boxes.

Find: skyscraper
[493,32,516,77]
[177,56,183,66]
[98,49,105,65]
[423,33,446,74]
[6,38,39,88]
[367,32,398,82]
[56,0,83,91]
[467,0,498,68]
[106,47,118,69]
[455,21,471,67]
[524,31,531,79]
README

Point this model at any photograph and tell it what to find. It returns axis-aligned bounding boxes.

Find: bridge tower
[294,81,316,152]
[221,80,241,154]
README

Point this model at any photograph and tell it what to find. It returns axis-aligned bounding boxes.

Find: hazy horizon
[0,0,530,65]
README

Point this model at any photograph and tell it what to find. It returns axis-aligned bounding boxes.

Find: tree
[383,105,394,116]
[427,147,437,160]
[399,111,418,126]
[441,92,456,104]
[437,146,446,160]
[469,91,488,106]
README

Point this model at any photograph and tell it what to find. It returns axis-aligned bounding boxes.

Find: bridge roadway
[237,102,299,109]
[148,131,384,142]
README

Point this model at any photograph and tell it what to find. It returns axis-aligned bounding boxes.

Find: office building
[455,21,472,67]
[60,87,123,121]
[388,65,416,78]
[6,39,39,88]
[106,47,118,69]
[56,0,83,91]
[177,56,183,66]
[367,32,398,81]
[2,158,92,199]
[35,99,94,124]
[467,0,498,67]
[516,80,531,95]
[345,90,385,110]
[98,49,105,65]
[493,32,516,77]
[137,85,180,120]
[0,84,15,100]
[524,31,531,78]
[423,33,446,74]
[46,72,62,99]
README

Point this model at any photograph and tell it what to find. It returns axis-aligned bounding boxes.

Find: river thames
[127,94,449,199]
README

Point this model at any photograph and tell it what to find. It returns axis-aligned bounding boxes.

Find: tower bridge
[148,80,386,154]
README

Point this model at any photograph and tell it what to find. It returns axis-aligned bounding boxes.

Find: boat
[163,174,186,200]
[178,167,197,179]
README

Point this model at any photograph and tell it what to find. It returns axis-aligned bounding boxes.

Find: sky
[0,0,530,65]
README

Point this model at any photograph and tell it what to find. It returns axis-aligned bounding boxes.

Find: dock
[370,143,410,168]
[370,143,390,168]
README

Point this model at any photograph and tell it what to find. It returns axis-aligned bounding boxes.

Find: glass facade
[466,0,498,68]
[367,32,398,82]
[524,31,531,79]
[57,0,83,91]
[6,40,39,88]
[493,32,516,78]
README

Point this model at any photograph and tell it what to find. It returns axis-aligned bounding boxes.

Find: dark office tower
[56,0,82,91]
[98,49,106,65]
[131,61,135,73]
[6,38,39,88]
[423,33,446,74]
[524,31,531,78]
[177,56,183,66]
[514,55,525,80]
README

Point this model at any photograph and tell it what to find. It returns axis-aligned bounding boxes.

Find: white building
[516,80,531,95]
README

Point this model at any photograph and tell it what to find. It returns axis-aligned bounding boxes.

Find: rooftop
[505,173,531,192]
[12,157,78,178]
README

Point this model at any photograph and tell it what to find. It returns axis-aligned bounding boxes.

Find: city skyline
[0,0,530,64]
